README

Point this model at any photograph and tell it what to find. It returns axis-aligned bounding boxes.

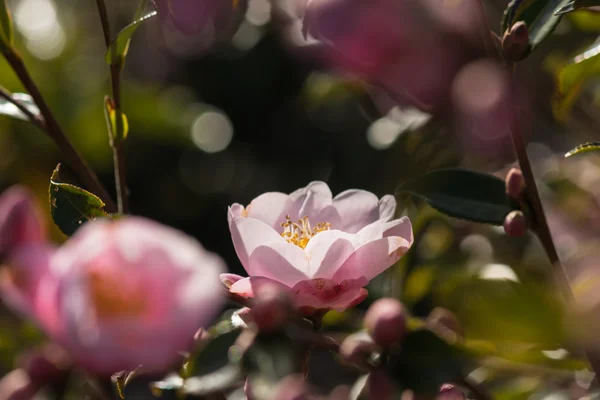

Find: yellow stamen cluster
[280,215,331,249]
[88,270,146,318]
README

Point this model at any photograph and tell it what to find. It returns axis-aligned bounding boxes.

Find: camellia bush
[3,0,600,398]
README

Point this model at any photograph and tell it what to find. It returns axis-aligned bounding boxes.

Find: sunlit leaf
[49,163,110,236]
[565,142,600,157]
[105,0,157,66]
[104,96,129,146]
[502,0,570,56]
[390,329,468,395]
[556,0,600,15]
[0,93,40,122]
[0,0,13,47]
[553,40,600,121]
[397,169,517,225]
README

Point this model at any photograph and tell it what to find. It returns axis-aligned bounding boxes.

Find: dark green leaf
[502,0,570,55]
[105,0,157,66]
[49,164,110,236]
[0,93,40,122]
[390,329,467,395]
[0,0,13,46]
[397,168,516,225]
[556,0,600,15]
[565,141,600,157]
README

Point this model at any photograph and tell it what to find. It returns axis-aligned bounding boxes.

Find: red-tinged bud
[502,21,530,62]
[436,384,466,400]
[505,167,525,200]
[503,210,528,237]
[339,331,377,367]
[364,298,407,349]
[251,284,295,333]
[426,308,464,342]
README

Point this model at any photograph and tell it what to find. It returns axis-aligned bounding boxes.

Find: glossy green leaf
[0,93,40,122]
[565,142,600,157]
[397,169,517,225]
[502,0,570,56]
[49,164,110,236]
[553,41,600,120]
[105,0,157,66]
[556,0,600,15]
[0,0,13,46]
[390,329,468,395]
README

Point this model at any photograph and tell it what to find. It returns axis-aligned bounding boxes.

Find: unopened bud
[505,167,525,200]
[503,210,527,237]
[436,384,466,400]
[502,21,530,62]
[364,298,407,349]
[339,331,377,367]
[426,308,463,342]
[251,284,294,333]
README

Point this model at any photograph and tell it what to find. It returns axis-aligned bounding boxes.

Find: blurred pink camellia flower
[155,0,245,35]
[0,187,226,376]
[0,186,45,257]
[222,181,413,315]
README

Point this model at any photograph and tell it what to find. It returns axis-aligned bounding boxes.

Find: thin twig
[2,47,117,213]
[0,85,45,129]
[95,0,129,214]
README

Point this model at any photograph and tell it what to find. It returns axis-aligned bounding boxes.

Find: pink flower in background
[0,186,46,256]
[155,0,245,35]
[1,216,226,376]
[222,181,413,314]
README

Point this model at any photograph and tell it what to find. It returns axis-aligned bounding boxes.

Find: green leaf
[49,164,110,236]
[565,141,600,157]
[502,0,570,56]
[397,168,517,225]
[553,41,600,121]
[104,96,129,147]
[0,93,40,122]
[556,0,600,15]
[105,0,157,67]
[0,0,13,46]
[390,329,467,395]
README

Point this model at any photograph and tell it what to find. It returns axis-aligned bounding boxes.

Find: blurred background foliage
[4,0,600,398]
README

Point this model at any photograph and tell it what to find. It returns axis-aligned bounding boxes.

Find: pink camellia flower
[222,182,413,315]
[1,217,226,376]
[155,0,245,35]
[0,186,46,257]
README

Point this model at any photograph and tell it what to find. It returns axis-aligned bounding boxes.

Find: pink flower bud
[364,298,407,348]
[2,217,226,376]
[502,22,530,62]
[503,210,527,237]
[436,384,466,400]
[338,331,376,366]
[251,284,294,333]
[0,186,45,258]
[426,307,463,342]
[505,168,525,200]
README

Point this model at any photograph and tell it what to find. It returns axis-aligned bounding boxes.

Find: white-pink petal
[246,242,309,286]
[332,189,382,233]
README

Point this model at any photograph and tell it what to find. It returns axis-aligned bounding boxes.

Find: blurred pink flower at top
[301,0,482,111]
[1,217,226,376]
[155,0,244,35]
[222,181,413,315]
[0,186,46,257]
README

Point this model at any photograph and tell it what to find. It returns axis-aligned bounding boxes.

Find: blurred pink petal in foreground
[0,186,46,257]
[1,212,226,376]
[222,181,413,315]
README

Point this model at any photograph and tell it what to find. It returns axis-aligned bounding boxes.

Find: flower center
[280,215,331,249]
[88,270,147,319]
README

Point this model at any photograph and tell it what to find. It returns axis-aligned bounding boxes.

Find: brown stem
[96,0,129,214]
[0,85,45,129]
[2,47,117,213]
